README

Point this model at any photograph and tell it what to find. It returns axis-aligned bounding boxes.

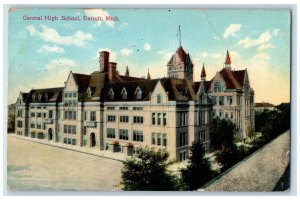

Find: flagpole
[179,25,181,47]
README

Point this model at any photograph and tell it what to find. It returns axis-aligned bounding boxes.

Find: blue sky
[8,8,290,105]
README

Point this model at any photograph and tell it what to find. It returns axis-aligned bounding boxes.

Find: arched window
[135,87,142,100]
[214,82,223,92]
[121,88,127,100]
[108,89,114,100]
[38,93,42,101]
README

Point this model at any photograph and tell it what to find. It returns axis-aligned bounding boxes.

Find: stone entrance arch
[48,128,53,140]
[90,132,96,147]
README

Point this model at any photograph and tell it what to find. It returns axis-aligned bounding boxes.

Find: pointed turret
[147,68,151,80]
[201,63,206,81]
[125,66,129,77]
[224,50,231,69]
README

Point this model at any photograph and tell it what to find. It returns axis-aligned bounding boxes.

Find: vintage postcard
[7,8,291,192]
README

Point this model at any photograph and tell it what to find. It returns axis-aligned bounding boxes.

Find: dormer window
[121,88,127,100]
[135,87,142,100]
[214,82,223,93]
[157,94,162,104]
[32,94,36,101]
[45,93,48,101]
[108,89,114,100]
[38,94,42,101]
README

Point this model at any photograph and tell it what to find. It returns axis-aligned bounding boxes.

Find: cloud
[212,53,222,59]
[201,52,208,58]
[84,9,114,28]
[252,53,270,61]
[37,45,65,54]
[26,25,93,47]
[121,48,133,56]
[223,24,242,39]
[239,29,280,48]
[157,50,173,61]
[257,43,275,51]
[143,42,152,51]
[46,58,77,70]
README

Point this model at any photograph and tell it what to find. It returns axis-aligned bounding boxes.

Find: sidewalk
[199,130,290,192]
[10,134,127,162]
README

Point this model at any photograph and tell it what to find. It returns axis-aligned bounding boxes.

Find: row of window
[212,96,234,106]
[152,113,167,126]
[107,115,144,124]
[64,111,77,120]
[64,100,77,107]
[83,111,96,121]
[64,92,77,98]
[63,125,77,134]
[213,110,235,119]
[107,128,145,142]
[31,110,53,118]
[30,123,46,130]
[30,106,47,109]
[152,133,167,146]
[63,138,77,145]
[107,106,144,111]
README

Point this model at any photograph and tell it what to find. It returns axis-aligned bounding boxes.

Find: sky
[8,8,290,105]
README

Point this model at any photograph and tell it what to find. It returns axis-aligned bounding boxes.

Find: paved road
[7,135,123,191]
[200,131,290,192]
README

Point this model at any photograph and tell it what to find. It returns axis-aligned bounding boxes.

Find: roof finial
[125,66,129,77]
[147,68,151,80]
[201,63,206,81]
[225,50,231,65]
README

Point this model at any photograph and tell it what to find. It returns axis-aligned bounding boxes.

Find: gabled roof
[102,78,197,102]
[219,68,245,89]
[167,46,193,66]
[193,81,211,93]
[232,70,246,87]
[72,73,91,94]
[26,87,63,103]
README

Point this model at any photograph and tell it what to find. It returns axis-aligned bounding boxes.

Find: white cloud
[223,24,242,39]
[157,50,173,61]
[46,58,77,70]
[121,48,133,56]
[26,25,93,47]
[84,9,114,28]
[143,42,152,51]
[252,53,270,61]
[201,52,208,58]
[239,29,280,48]
[37,45,65,54]
[257,43,275,51]
[212,53,222,59]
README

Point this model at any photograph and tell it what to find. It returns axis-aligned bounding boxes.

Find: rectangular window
[83,127,87,135]
[49,110,53,118]
[37,113,42,118]
[231,112,234,119]
[64,125,67,133]
[64,138,67,144]
[37,123,41,129]
[73,92,77,98]
[64,111,68,119]
[152,113,156,125]
[119,107,128,110]
[107,128,116,138]
[43,123,46,130]
[219,96,225,105]
[90,111,96,121]
[179,132,187,147]
[199,111,206,125]
[83,111,87,121]
[68,125,72,134]
[133,130,144,142]
[180,151,187,162]
[157,133,161,145]
[17,110,22,117]
[68,111,72,120]
[133,116,143,124]
[31,112,35,117]
[157,113,161,125]
[72,111,77,120]
[157,94,162,104]
[120,116,129,123]
[107,115,116,122]
[199,130,207,142]
[30,123,35,128]
[72,139,76,145]
[212,96,217,105]
[227,96,233,105]
[68,138,72,144]
[179,112,188,126]
[72,126,76,134]
[107,107,115,110]
[163,113,167,126]
[133,107,143,110]
[152,133,156,145]
[163,134,167,146]
[119,129,129,140]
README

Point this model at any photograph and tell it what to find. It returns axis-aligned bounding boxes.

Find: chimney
[108,62,117,82]
[99,51,109,72]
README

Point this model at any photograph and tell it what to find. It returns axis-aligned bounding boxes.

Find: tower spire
[147,68,151,80]
[125,66,129,77]
[225,50,231,68]
[201,63,206,81]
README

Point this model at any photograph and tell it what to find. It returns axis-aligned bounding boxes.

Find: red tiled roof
[176,46,187,61]
[225,50,231,64]
[232,70,246,87]
[220,68,242,89]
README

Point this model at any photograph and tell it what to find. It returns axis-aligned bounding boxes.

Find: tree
[121,147,181,191]
[210,117,236,150]
[215,143,240,171]
[180,141,216,190]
